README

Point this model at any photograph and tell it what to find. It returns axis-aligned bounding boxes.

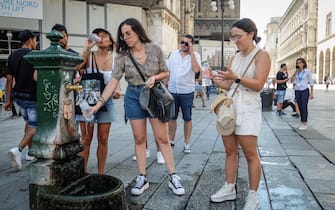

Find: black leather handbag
[129,54,174,122]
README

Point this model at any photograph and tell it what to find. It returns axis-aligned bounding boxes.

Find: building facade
[276,0,318,79]
[194,0,240,67]
[316,0,335,83]
[264,17,281,77]
[0,0,194,92]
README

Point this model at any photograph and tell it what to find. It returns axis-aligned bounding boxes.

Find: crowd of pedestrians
[3,16,325,210]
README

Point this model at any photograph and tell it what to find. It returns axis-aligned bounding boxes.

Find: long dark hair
[232,18,261,44]
[116,18,151,55]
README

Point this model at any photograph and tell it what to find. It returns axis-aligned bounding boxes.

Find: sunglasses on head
[180,41,189,46]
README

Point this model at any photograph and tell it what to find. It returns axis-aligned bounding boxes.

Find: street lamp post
[6,31,12,55]
[211,0,235,70]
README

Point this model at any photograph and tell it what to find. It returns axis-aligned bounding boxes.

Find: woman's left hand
[145,75,156,88]
[222,66,238,80]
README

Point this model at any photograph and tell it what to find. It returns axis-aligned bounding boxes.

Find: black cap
[92,28,111,37]
[19,30,35,43]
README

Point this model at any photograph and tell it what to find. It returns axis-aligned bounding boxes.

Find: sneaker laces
[171,174,183,189]
[134,175,145,189]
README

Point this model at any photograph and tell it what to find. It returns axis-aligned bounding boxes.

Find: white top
[229,47,261,95]
[229,46,262,137]
[86,52,115,84]
[167,50,201,94]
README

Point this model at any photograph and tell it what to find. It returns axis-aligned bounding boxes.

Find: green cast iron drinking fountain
[25,30,126,210]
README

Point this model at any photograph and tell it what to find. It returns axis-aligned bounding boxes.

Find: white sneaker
[25,150,36,161]
[156,151,165,164]
[298,124,307,130]
[131,175,149,195]
[243,190,259,210]
[132,150,151,161]
[168,174,185,195]
[183,144,191,154]
[8,147,22,171]
[210,182,236,202]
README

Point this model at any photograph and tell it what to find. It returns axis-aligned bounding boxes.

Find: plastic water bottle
[79,100,94,121]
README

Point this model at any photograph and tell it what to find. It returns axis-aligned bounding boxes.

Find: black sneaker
[168,174,185,195]
[131,174,149,195]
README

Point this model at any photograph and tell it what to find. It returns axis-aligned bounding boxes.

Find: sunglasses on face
[180,41,189,46]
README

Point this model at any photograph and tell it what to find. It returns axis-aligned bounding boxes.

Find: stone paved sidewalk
[0,86,334,209]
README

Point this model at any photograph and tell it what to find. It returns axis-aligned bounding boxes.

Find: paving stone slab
[295,128,327,140]
[258,133,280,147]
[281,142,314,150]
[261,156,296,171]
[272,128,299,136]
[263,166,320,210]
[258,145,287,157]
[322,151,335,164]
[306,138,335,153]
[0,170,29,210]
[314,193,335,210]
[285,149,321,156]
[305,179,335,194]
[297,168,335,180]
[276,135,306,144]
[144,153,209,210]
[289,156,335,171]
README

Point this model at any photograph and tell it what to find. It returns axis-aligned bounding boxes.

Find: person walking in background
[193,74,206,108]
[275,63,289,116]
[5,30,38,170]
[90,18,185,196]
[201,61,213,100]
[76,28,118,174]
[291,58,314,130]
[210,18,270,210]
[324,74,331,92]
[167,34,202,153]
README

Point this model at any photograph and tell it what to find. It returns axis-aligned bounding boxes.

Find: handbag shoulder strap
[231,49,261,97]
[129,54,146,82]
[91,52,100,73]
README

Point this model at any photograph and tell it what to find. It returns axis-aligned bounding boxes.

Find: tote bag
[75,52,107,114]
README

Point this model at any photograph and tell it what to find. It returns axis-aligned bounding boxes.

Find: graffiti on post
[42,79,59,118]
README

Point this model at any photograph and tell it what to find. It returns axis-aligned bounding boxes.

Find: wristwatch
[235,77,241,83]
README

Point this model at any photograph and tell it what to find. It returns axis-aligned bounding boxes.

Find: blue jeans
[295,88,309,123]
[125,85,152,120]
[276,90,286,103]
[15,99,37,128]
[170,92,194,121]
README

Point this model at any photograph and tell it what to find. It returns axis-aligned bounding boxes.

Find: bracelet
[98,96,106,105]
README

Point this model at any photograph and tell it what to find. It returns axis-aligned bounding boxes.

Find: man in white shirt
[167,34,201,153]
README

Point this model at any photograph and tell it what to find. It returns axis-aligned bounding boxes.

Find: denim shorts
[125,85,152,120]
[171,92,193,121]
[276,90,286,103]
[15,99,37,128]
[76,98,117,123]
